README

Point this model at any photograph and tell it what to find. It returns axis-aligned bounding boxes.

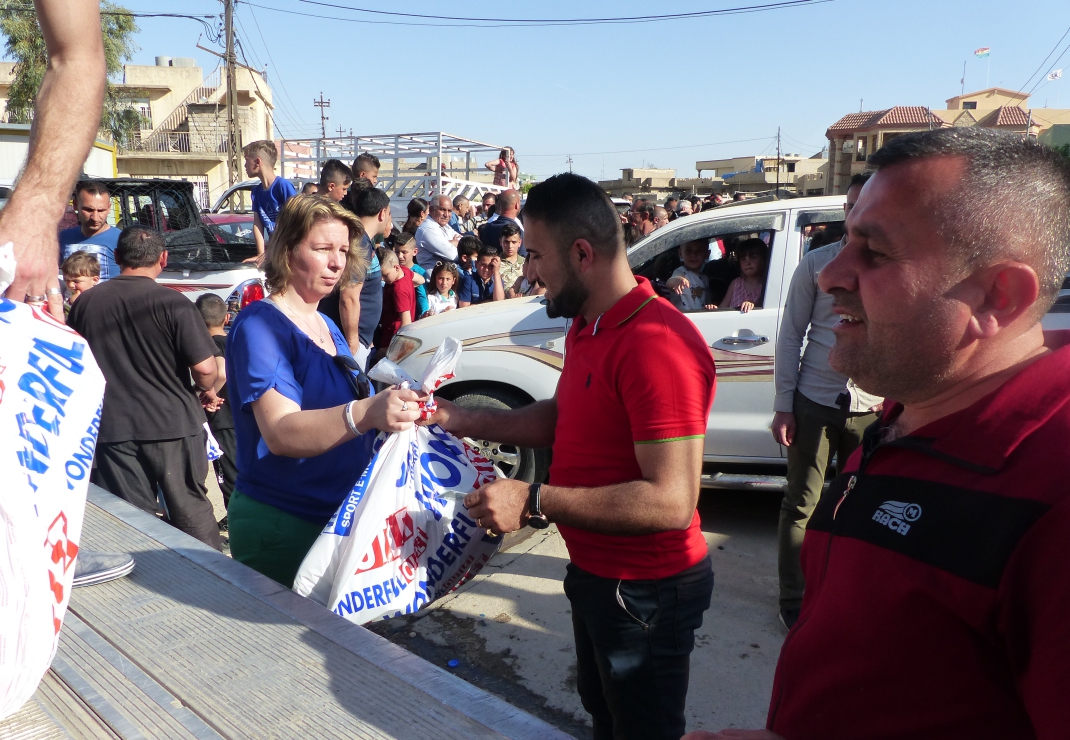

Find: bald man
[415,195,462,270]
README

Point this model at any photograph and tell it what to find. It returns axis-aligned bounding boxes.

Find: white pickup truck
[382,194,1070,488]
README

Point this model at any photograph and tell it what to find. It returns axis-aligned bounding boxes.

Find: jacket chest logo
[872,500,922,536]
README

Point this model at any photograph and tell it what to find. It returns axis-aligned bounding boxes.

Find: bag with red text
[293,338,503,624]
[0,244,106,718]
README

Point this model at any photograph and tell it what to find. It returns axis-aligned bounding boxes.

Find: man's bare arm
[1,0,105,313]
[543,438,702,533]
[429,397,557,449]
[338,282,363,354]
[189,356,218,393]
[465,437,704,536]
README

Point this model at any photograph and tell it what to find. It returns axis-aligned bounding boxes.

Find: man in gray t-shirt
[771,173,883,630]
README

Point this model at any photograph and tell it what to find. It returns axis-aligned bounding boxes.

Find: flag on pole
[974,47,990,58]
[1049,69,1064,81]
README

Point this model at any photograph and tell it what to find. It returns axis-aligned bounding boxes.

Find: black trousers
[92,434,223,551]
[563,557,714,740]
[209,426,238,508]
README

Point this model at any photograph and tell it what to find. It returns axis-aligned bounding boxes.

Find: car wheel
[451,388,551,483]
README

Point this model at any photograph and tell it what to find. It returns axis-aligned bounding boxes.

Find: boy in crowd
[666,239,717,311]
[455,235,481,303]
[301,182,318,195]
[61,250,99,315]
[392,232,429,318]
[497,223,525,295]
[318,159,352,202]
[353,152,380,185]
[377,249,414,355]
[194,294,237,521]
[458,246,505,307]
[243,140,297,259]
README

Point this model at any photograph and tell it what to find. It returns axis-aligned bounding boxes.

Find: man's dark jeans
[563,557,714,740]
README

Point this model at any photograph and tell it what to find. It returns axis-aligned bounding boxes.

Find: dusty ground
[365,489,786,738]
[206,473,785,738]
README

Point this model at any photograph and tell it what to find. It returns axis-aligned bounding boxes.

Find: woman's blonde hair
[264,195,366,293]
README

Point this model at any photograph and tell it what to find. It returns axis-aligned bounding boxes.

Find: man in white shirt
[415,195,462,270]
[771,172,883,630]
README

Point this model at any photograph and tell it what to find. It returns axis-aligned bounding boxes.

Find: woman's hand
[356,387,423,434]
[739,301,755,313]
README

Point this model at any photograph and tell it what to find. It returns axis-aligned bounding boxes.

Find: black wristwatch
[527,483,550,529]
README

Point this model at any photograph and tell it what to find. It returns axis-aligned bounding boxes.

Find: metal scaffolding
[278,132,510,214]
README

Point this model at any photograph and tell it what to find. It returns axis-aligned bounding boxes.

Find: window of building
[786,162,796,173]
[131,98,152,129]
[962,101,978,110]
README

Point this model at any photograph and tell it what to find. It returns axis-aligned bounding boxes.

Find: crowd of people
[28,118,1070,740]
[52,139,549,559]
[8,3,1070,739]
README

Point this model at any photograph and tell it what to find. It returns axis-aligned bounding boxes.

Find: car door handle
[720,335,770,346]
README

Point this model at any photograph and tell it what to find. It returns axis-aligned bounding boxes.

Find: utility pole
[224,0,241,186]
[336,125,345,138]
[314,93,330,139]
[775,126,781,199]
[566,155,573,173]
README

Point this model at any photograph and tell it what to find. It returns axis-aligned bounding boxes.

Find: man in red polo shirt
[429,173,716,740]
[684,130,1070,740]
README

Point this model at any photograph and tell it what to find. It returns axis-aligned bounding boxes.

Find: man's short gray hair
[868,128,1070,313]
[453,194,469,208]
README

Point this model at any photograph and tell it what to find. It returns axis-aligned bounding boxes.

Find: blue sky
[117,0,1070,180]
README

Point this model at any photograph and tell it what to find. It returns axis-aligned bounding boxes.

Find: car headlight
[387,334,422,363]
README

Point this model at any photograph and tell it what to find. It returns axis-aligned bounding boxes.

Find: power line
[242,4,316,131]
[0,4,223,39]
[241,0,831,29]
[1027,39,1070,97]
[781,132,824,151]
[1017,23,1070,95]
[233,35,293,139]
[297,0,828,24]
[232,13,306,134]
[523,136,775,158]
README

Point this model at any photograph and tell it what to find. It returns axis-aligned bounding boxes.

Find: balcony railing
[124,131,232,155]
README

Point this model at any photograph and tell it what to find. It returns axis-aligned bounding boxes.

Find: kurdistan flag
[974,47,990,58]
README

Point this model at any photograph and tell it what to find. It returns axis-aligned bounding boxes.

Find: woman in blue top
[226,195,422,587]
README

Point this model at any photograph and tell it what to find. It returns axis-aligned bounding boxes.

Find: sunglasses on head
[332,354,372,400]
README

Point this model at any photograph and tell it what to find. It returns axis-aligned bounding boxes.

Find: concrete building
[824,87,1070,194]
[695,153,828,196]
[598,167,721,202]
[0,56,276,208]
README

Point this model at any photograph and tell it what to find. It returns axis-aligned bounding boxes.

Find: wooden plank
[54,615,220,739]
[32,672,118,740]
[72,488,571,740]
[0,693,71,740]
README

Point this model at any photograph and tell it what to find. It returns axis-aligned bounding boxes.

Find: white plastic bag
[0,261,106,718]
[293,338,502,624]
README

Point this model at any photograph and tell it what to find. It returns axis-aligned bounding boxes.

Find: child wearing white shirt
[666,239,717,312]
[426,260,460,315]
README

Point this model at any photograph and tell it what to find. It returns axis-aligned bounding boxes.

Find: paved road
[367,489,787,738]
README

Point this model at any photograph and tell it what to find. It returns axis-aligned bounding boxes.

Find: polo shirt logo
[872,500,922,535]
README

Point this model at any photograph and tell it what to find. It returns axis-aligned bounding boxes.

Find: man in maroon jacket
[685,128,1070,740]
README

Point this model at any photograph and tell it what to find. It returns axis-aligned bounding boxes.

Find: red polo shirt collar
[574,277,658,338]
[885,345,1070,473]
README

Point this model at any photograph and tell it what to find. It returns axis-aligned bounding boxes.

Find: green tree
[1054,143,1070,161]
[0,1,143,147]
